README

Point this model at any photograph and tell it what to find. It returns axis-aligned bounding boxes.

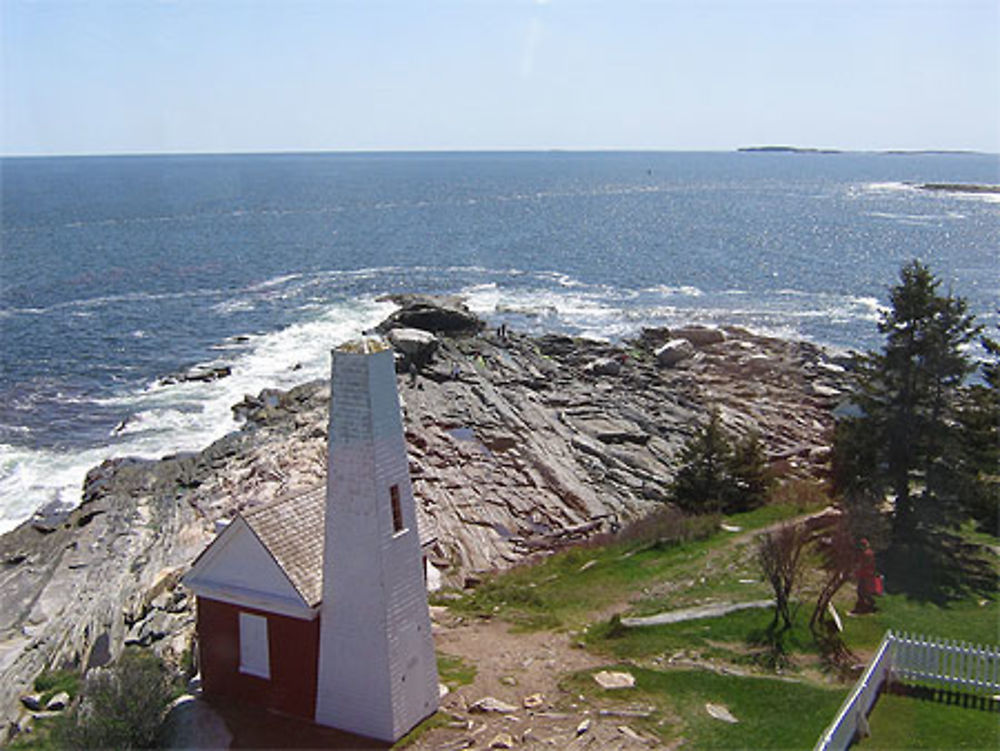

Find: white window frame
[238,611,271,679]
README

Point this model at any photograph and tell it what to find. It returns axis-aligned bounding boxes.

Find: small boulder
[810,383,842,399]
[160,365,232,387]
[470,696,518,714]
[45,691,70,712]
[159,695,233,749]
[655,339,695,367]
[125,610,176,647]
[585,357,622,376]
[20,694,42,712]
[705,702,739,723]
[386,327,440,365]
[522,693,544,710]
[672,325,726,346]
[489,732,515,749]
[593,670,636,689]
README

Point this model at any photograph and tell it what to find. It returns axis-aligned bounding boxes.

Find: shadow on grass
[883,528,997,606]
[884,682,1000,713]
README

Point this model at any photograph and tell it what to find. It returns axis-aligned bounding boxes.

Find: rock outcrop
[376,293,485,335]
[0,300,853,738]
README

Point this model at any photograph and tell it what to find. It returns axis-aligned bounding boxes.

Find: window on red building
[239,612,270,679]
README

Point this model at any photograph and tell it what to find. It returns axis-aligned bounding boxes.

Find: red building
[185,487,326,720]
[184,485,436,724]
[185,340,441,742]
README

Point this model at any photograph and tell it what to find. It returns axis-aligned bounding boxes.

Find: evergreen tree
[956,321,1000,533]
[669,414,772,514]
[669,411,732,514]
[833,261,981,540]
[726,430,772,512]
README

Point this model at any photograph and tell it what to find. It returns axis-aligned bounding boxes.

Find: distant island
[738,146,842,154]
[918,182,1000,195]
[738,147,988,156]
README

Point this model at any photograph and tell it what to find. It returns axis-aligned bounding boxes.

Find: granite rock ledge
[0,303,853,739]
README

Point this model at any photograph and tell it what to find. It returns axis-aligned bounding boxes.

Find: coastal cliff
[0,297,853,737]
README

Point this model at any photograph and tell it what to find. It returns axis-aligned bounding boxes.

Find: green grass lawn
[584,580,999,668]
[439,502,813,631]
[818,585,1000,657]
[586,603,819,666]
[438,499,1000,749]
[856,690,1000,750]
[563,665,849,749]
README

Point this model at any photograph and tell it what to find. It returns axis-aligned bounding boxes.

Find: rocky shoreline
[0,296,854,740]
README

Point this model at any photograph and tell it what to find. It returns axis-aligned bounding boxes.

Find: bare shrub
[756,523,807,659]
[610,506,720,549]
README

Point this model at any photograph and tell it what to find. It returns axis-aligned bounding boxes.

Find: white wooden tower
[314,338,439,742]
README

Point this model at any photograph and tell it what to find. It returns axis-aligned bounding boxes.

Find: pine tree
[669,414,771,514]
[833,261,981,540]
[669,411,733,514]
[956,321,1000,533]
[726,430,772,513]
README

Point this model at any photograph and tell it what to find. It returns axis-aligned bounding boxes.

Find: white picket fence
[813,630,1000,751]
[891,631,1000,695]
[813,632,894,751]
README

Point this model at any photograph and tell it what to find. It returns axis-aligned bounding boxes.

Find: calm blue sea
[1,151,998,532]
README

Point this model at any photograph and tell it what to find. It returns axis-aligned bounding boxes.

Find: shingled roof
[242,486,327,607]
[238,484,436,610]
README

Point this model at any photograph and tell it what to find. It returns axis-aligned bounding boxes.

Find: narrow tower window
[390,484,405,533]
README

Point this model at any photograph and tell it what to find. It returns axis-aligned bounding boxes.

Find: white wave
[857,181,1000,206]
[0,443,114,535]
[862,181,915,193]
[0,296,397,534]
[246,273,303,292]
[462,282,620,326]
[3,287,231,318]
[645,284,704,297]
[212,298,257,314]
[463,282,498,294]
[951,191,1000,205]
[864,211,962,224]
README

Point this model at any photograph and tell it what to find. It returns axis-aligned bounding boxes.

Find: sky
[2,0,998,156]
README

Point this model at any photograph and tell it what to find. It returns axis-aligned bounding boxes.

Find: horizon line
[2,146,997,160]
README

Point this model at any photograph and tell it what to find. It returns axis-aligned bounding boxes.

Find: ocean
[1,150,998,533]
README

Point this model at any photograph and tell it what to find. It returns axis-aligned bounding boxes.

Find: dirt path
[412,613,666,750]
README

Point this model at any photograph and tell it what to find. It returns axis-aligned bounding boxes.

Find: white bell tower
[314,338,438,741]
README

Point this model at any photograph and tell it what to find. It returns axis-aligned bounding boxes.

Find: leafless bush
[757,523,806,654]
